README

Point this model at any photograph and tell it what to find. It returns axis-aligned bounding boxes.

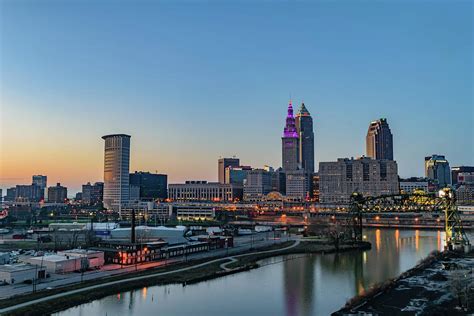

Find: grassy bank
[3,240,370,316]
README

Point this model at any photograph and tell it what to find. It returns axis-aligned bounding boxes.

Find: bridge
[348,188,470,251]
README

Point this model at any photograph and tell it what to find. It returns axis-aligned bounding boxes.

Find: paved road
[0,239,300,314]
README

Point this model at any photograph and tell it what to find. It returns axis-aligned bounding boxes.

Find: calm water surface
[57,228,446,316]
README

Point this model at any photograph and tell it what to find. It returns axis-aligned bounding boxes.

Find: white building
[24,255,85,274]
[57,249,104,269]
[176,205,215,221]
[168,181,242,202]
[0,264,46,284]
[400,179,429,193]
[102,134,131,214]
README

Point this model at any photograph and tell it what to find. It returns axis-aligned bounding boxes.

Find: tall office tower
[32,175,47,199]
[366,118,394,160]
[295,103,315,173]
[47,183,68,203]
[425,154,451,188]
[218,157,240,184]
[282,101,299,171]
[102,134,131,213]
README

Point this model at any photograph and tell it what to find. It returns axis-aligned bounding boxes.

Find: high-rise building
[82,182,104,205]
[366,118,393,160]
[425,154,451,188]
[319,157,399,205]
[285,170,311,201]
[15,184,43,202]
[451,166,474,186]
[102,134,131,213]
[243,169,272,201]
[224,166,252,185]
[47,183,67,203]
[295,103,315,173]
[218,157,240,184]
[5,188,16,202]
[32,175,47,199]
[129,171,168,201]
[282,101,299,171]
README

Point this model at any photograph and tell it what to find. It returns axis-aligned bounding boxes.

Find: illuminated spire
[283,101,298,138]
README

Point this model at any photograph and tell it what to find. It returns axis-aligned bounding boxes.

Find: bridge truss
[349,188,470,250]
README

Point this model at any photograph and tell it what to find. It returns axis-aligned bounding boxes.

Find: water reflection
[56,229,449,316]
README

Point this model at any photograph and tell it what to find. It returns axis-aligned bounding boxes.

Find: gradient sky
[1,0,473,195]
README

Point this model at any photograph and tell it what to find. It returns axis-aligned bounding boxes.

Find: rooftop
[102,134,131,139]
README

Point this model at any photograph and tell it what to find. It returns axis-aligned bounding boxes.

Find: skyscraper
[32,175,47,200]
[282,101,299,171]
[366,118,393,160]
[47,183,67,203]
[425,154,451,188]
[102,134,131,213]
[218,157,240,184]
[295,103,315,173]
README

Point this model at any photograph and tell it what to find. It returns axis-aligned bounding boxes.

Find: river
[56,228,446,316]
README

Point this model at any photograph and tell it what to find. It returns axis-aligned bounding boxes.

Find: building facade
[218,157,240,184]
[319,157,399,205]
[47,183,67,203]
[282,102,299,172]
[451,166,474,186]
[15,184,43,202]
[425,154,451,188]
[32,175,47,199]
[366,118,394,160]
[295,103,315,173]
[243,169,272,201]
[224,166,251,185]
[399,178,430,193]
[285,170,311,201]
[129,171,168,201]
[82,182,104,205]
[168,181,243,202]
[102,134,131,213]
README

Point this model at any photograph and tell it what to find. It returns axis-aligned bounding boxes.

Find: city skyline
[1,1,473,194]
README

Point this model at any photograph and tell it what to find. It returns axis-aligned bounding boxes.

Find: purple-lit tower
[282,101,299,171]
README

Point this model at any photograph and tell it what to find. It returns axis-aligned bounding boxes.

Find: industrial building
[110,225,188,244]
[0,264,46,284]
[57,249,105,269]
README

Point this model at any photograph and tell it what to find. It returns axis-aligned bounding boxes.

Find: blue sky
[1,0,473,193]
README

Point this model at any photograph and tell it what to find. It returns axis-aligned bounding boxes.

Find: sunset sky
[1,0,473,194]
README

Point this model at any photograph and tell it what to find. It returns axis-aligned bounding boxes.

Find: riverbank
[333,250,474,315]
[1,239,370,316]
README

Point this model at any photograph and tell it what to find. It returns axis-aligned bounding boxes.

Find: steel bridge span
[349,188,470,251]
